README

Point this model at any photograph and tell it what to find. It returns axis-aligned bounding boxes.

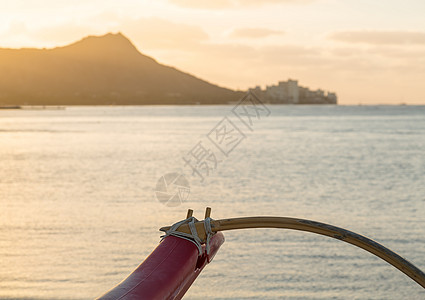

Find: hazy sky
[1,0,425,104]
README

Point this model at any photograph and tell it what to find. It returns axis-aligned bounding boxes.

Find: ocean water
[0,104,424,299]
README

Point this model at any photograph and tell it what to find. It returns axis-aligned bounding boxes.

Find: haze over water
[1,105,425,299]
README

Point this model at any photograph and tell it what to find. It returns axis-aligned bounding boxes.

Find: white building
[265,79,299,103]
[250,79,337,104]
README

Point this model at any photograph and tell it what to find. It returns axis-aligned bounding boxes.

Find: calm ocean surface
[1,105,425,299]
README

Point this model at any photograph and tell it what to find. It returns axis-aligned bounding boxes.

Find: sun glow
[1,0,425,104]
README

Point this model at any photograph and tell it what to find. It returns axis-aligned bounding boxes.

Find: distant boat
[21,106,66,110]
[0,105,21,109]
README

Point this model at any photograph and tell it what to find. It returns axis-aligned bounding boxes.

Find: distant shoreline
[2,103,424,108]
[0,105,66,110]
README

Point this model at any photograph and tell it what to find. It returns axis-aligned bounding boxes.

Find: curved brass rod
[160,216,425,289]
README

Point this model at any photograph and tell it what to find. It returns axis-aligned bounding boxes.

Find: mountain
[0,33,242,105]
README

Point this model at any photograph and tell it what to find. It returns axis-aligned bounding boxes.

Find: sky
[1,0,425,104]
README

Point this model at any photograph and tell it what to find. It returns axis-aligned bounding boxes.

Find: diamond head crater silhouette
[0,32,336,105]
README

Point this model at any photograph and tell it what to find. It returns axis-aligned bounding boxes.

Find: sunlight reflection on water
[0,105,424,299]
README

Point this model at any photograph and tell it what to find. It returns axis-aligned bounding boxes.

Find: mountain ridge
[0,33,242,105]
